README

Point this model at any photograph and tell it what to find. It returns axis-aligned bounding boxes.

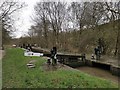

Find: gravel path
[0,50,4,60]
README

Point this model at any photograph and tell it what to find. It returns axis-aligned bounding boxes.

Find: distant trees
[29,1,120,55]
[33,2,67,47]
[104,2,120,56]
[0,0,26,44]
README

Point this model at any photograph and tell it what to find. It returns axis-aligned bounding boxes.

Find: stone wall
[110,65,120,76]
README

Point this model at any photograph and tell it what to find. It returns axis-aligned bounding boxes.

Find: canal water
[76,66,119,84]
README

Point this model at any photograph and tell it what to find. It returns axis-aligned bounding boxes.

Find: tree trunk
[114,33,119,56]
[114,20,120,56]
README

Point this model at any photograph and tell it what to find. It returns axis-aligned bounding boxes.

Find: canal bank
[31,47,120,83]
[76,66,119,84]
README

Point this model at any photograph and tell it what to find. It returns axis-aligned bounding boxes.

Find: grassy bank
[2,48,118,88]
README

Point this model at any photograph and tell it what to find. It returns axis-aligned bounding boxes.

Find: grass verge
[2,48,118,88]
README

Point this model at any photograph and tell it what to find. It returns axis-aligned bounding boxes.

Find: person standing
[94,46,100,60]
[50,47,57,65]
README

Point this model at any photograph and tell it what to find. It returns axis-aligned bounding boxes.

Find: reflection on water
[76,66,119,84]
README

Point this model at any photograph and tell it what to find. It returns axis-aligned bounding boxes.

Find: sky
[13,0,40,38]
[13,0,118,38]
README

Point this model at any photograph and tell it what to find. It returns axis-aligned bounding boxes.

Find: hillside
[64,20,120,56]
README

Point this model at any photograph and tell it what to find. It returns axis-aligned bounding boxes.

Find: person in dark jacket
[51,47,57,65]
[94,46,100,60]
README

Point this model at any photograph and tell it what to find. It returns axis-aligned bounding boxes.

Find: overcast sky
[13,0,40,38]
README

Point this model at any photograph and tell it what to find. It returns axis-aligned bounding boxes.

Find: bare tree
[33,2,67,48]
[105,2,120,56]
[0,0,26,44]
[33,2,50,48]
[45,2,67,47]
